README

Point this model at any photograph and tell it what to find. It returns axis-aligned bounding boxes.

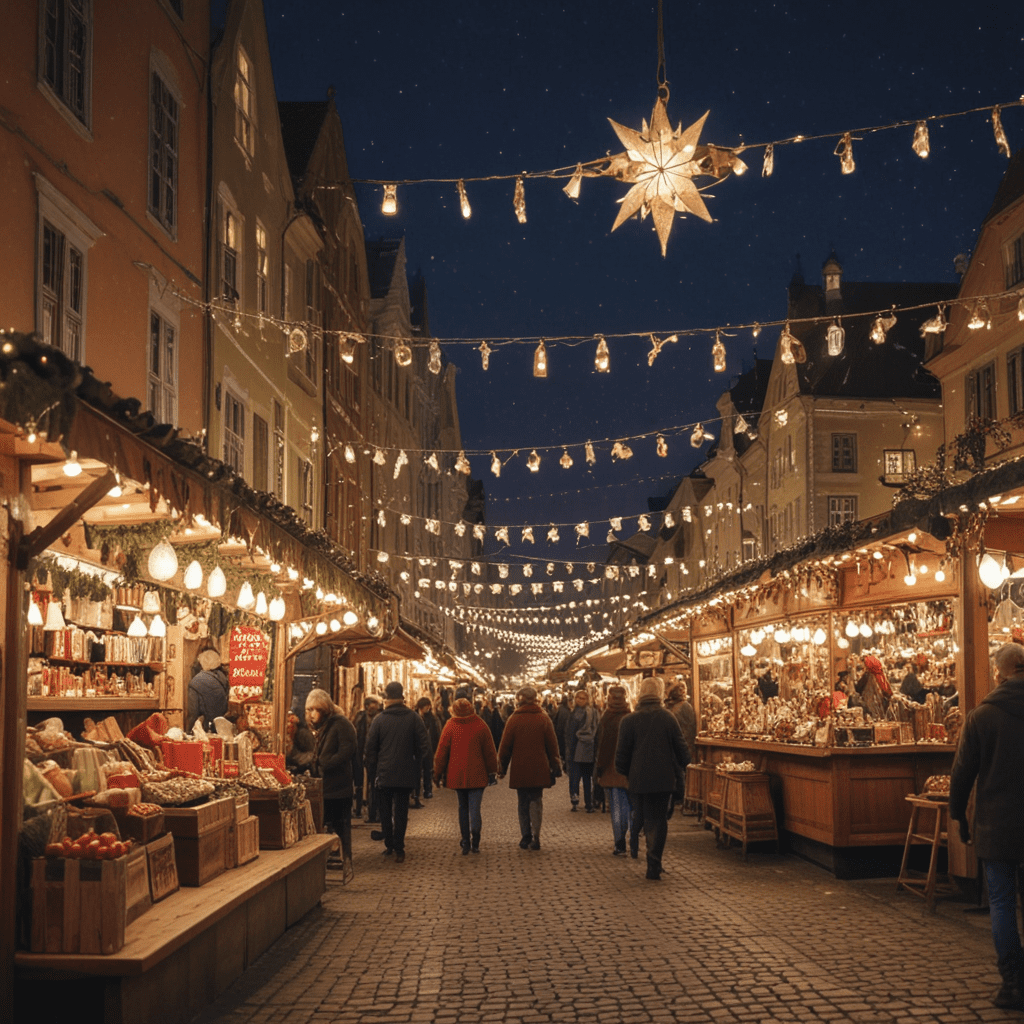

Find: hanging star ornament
[606,90,713,256]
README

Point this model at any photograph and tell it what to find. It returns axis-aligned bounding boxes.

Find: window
[148,72,178,232]
[303,259,320,382]
[883,449,917,484]
[1006,232,1024,290]
[41,220,83,361]
[1009,348,1024,417]
[273,400,285,499]
[220,206,239,302]
[298,457,313,525]
[234,47,255,157]
[255,223,268,315]
[223,390,245,473]
[966,362,996,421]
[41,0,90,125]
[148,311,177,424]
[828,496,857,527]
[252,413,269,492]
[831,433,856,472]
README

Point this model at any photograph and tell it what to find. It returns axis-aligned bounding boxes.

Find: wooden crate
[225,815,260,868]
[30,854,127,954]
[114,807,165,845]
[125,843,152,925]
[162,796,234,838]
[147,832,179,903]
[253,807,299,849]
[234,793,249,823]
[718,772,779,858]
[173,819,229,887]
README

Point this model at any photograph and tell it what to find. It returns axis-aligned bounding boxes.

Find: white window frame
[1005,231,1024,290]
[234,45,255,159]
[255,220,269,315]
[882,449,917,484]
[828,496,857,528]
[38,0,92,135]
[831,433,857,473]
[35,174,101,363]
[223,387,246,475]
[148,51,181,237]
[148,306,178,426]
[217,185,242,306]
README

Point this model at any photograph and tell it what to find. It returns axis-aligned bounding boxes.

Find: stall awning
[586,649,627,673]
[338,627,425,666]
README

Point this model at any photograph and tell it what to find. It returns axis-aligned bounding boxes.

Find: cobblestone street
[193,784,1014,1024]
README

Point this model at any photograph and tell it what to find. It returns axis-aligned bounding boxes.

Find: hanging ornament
[183,560,203,591]
[835,132,855,174]
[479,341,491,370]
[425,452,440,472]
[473,524,486,541]
[553,581,564,592]
[393,450,408,479]
[454,521,466,537]
[565,563,574,574]
[775,408,788,427]
[522,563,534,577]
[471,562,482,576]
[575,522,590,540]
[559,448,573,469]
[513,176,527,223]
[455,450,471,475]
[509,583,523,596]
[638,515,651,532]
[496,527,509,545]
[456,179,472,219]
[734,415,749,435]
[594,336,610,372]
[992,106,1011,158]
[712,332,726,372]
[912,121,930,158]
[647,333,678,366]
[608,90,713,256]
[381,183,398,215]
[826,319,845,356]
[377,509,387,528]
[490,583,502,594]
[968,300,992,330]
[288,326,307,353]
[611,441,633,460]
[761,144,774,178]
[373,448,386,466]
[547,525,560,543]
[573,578,585,592]
[919,307,948,337]
[779,323,799,364]
[533,339,548,378]
[682,506,693,522]
[587,563,596,573]
[585,441,596,465]
[426,519,440,535]
[522,527,535,544]
[428,339,442,375]
[340,334,357,364]
[207,566,227,598]
[1018,294,1024,322]
[564,163,584,201]
[690,423,706,448]
[527,450,541,472]
[606,529,617,543]
[395,341,413,367]
[400,513,411,525]
[656,434,668,457]
[498,563,509,578]
[870,310,897,344]
[490,452,501,477]
[531,583,543,595]
[610,517,622,532]
[664,512,676,529]
[344,444,356,464]
[148,539,178,582]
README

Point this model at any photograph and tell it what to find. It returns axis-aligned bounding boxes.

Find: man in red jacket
[497,686,562,850]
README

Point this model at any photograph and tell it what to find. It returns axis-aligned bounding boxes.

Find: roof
[365,238,404,299]
[277,100,330,181]
[984,147,1024,224]
[785,280,959,400]
[728,359,772,456]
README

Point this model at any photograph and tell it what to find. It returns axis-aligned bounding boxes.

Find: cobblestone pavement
[193,783,1017,1024]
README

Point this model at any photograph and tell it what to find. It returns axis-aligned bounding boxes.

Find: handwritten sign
[229,626,270,692]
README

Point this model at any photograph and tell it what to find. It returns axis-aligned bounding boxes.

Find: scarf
[862,655,891,696]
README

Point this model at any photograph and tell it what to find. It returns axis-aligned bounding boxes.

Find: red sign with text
[229,626,270,691]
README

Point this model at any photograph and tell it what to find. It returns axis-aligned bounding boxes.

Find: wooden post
[273,622,288,753]
[960,544,991,713]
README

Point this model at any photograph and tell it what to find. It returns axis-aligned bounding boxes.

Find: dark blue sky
[265,0,1023,563]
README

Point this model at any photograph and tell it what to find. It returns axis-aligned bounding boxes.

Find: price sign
[229,626,270,693]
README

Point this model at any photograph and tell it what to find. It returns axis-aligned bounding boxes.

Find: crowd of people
[288,675,694,883]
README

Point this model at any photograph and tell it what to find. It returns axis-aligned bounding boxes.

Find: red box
[160,740,205,776]
[254,752,292,787]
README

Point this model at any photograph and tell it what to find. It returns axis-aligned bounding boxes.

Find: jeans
[632,792,672,875]
[516,787,543,841]
[377,787,412,854]
[608,787,632,850]
[568,761,594,808]
[985,860,1024,982]
[456,788,484,842]
[323,796,352,859]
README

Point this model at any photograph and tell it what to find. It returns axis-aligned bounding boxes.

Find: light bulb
[255,592,268,616]
[934,568,946,583]
[845,620,859,638]
[183,560,203,590]
[207,566,226,598]
[344,444,356,464]
[315,620,328,635]
[343,610,358,627]
[774,629,790,644]
[147,539,179,581]
[533,340,548,378]
[381,184,397,215]
[837,636,850,649]
[813,628,827,646]
[63,451,82,477]
[330,618,342,632]
[979,553,1004,589]
[107,472,123,498]
[395,342,413,367]
[904,573,916,586]
[340,336,356,364]
[859,622,873,638]
[712,333,726,373]
[870,312,896,344]
[827,320,845,356]
[148,614,166,638]
[740,644,757,657]
[456,180,471,219]
[594,336,610,372]
[750,629,764,645]
[912,121,930,158]
[527,450,541,472]
[428,339,442,375]
[269,596,286,621]
[236,581,255,610]
[127,614,148,638]
[27,596,43,626]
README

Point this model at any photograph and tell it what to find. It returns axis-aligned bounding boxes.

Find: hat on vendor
[197,648,222,671]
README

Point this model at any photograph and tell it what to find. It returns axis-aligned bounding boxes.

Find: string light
[395,341,413,366]
[63,451,82,477]
[533,339,548,378]
[594,336,610,372]
[381,184,398,215]
[835,132,855,174]
[428,339,442,374]
[826,319,845,356]
[183,560,203,590]
[563,163,583,200]
[207,566,227,598]
[912,121,930,158]
[479,341,491,370]
[712,332,726,372]
[513,176,527,223]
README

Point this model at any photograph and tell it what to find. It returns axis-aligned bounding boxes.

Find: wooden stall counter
[697,737,955,878]
[16,833,334,1024]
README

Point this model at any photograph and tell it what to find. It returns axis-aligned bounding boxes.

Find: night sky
[264,0,1023,574]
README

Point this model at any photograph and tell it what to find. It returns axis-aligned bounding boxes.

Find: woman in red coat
[433,697,499,854]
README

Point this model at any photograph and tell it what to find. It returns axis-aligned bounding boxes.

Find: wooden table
[16,833,333,1024]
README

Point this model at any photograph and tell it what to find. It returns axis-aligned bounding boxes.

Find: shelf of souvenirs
[26,696,162,711]
[29,621,167,666]
[28,657,162,704]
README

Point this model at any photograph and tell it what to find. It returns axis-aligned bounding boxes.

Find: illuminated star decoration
[607,91,713,256]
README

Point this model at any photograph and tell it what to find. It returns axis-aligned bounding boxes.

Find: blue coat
[186,667,229,732]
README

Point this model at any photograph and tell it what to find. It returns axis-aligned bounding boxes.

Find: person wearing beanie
[615,675,690,880]
[415,697,442,801]
[433,698,499,854]
[595,685,632,855]
[353,694,382,821]
[305,687,356,883]
[364,682,430,863]
[564,688,601,812]
[497,686,562,850]
[664,681,697,761]
[186,647,229,733]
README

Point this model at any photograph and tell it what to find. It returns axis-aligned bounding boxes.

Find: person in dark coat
[353,694,382,820]
[615,676,690,880]
[595,684,632,855]
[497,686,562,850]
[186,648,230,732]
[664,682,698,759]
[564,689,601,812]
[285,712,315,773]
[551,695,571,766]
[364,682,430,863]
[950,642,1024,1010]
[416,697,442,801]
[433,697,499,854]
[486,695,505,748]
[305,687,356,883]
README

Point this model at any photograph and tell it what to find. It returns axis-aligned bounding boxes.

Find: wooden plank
[147,833,179,904]
[62,859,80,954]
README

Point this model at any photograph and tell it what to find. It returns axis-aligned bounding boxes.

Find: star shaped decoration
[607,92,712,256]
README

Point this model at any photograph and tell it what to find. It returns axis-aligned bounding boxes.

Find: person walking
[615,676,690,880]
[305,687,357,884]
[564,688,600,812]
[364,682,431,864]
[433,696,499,854]
[595,684,632,856]
[950,642,1024,1010]
[353,693,382,821]
[551,694,571,766]
[664,681,698,759]
[415,697,442,802]
[497,686,562,850]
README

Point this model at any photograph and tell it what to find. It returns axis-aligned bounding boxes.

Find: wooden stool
[896,795,957,912]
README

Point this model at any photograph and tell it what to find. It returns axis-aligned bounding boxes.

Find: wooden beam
[960,544,991,714]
